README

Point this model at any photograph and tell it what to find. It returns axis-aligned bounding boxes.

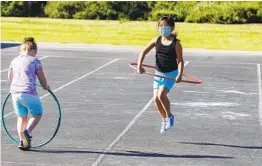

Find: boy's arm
[175,41,184,83]
[137,37,157,73]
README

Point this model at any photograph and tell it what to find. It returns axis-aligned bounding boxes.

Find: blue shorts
[12,93,43,117]
[153,69,178,92]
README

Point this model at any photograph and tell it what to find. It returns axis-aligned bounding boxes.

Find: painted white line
[221,112,251,120]
[1,59,119,119]
[1,68,9,73]
[91,61,190,166]
[257,64,262,127]
[90,97,154,166]
[191,61,261,65]
[217,90,247,95]
[184,61,190,67]
[50,55,113,60]
[171,102,240,107]
[39,56,49,60]
[0,56,49,73]
[40,59,118,99]
[2,161,72,166]
[113,77,129,80]
[2,110,17,118]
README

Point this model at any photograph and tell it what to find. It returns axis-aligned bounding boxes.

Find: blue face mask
[158,26,172,37]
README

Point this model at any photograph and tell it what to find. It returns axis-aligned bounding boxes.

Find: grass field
[1,17,262,51]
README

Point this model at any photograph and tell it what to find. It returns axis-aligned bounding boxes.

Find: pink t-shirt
[9,53,42,95]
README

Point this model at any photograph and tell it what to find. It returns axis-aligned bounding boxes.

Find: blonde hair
[20,37,37,52]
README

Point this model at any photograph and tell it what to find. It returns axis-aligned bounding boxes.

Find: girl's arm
[175,41,184,83]
[36,69,49,90]
[8,62,13,81]
[137,37,157,73]
[8,70,13,81]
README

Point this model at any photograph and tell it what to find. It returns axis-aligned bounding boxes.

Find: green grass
[1,17,262,51]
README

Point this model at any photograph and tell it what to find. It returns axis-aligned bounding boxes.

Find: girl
[137,16,184,133]
[8,37,50,150]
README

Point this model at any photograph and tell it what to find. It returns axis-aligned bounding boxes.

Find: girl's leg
[17,115,31,150]
[155,70,177,131]
[12,93,30,148]
[26,114,42,133]
[158,86,171,117]
[17,116,27,141]
[22,93,43,135]
[158,86,174,129]
[154,88,167,119]
[154,88,169,133]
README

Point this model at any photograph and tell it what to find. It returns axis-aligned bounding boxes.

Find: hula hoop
[1,84,62,148]
[129,63,202,84]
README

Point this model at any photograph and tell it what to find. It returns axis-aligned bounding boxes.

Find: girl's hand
[137,67,145,74]
[43,85,50,91]
[176,75,182,83]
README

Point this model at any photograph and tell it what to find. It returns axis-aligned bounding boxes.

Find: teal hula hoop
[1,84,62,148]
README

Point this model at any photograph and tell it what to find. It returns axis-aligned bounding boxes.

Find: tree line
[1,1,262,24]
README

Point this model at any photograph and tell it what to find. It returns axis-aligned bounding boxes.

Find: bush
[2,1,262,24]
[45,1,150,20]
[45,2,84,18]
[73,2,118,20]
[149,1,197,22]
[185,2,262,24]
[1,1,46,17]
[257,8,262,22]
[108,1,151,20]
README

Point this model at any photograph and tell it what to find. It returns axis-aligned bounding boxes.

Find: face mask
[158,26,172,37]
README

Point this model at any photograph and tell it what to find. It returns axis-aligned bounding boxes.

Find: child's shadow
[30,148,234,159]
[179,142,262,150]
